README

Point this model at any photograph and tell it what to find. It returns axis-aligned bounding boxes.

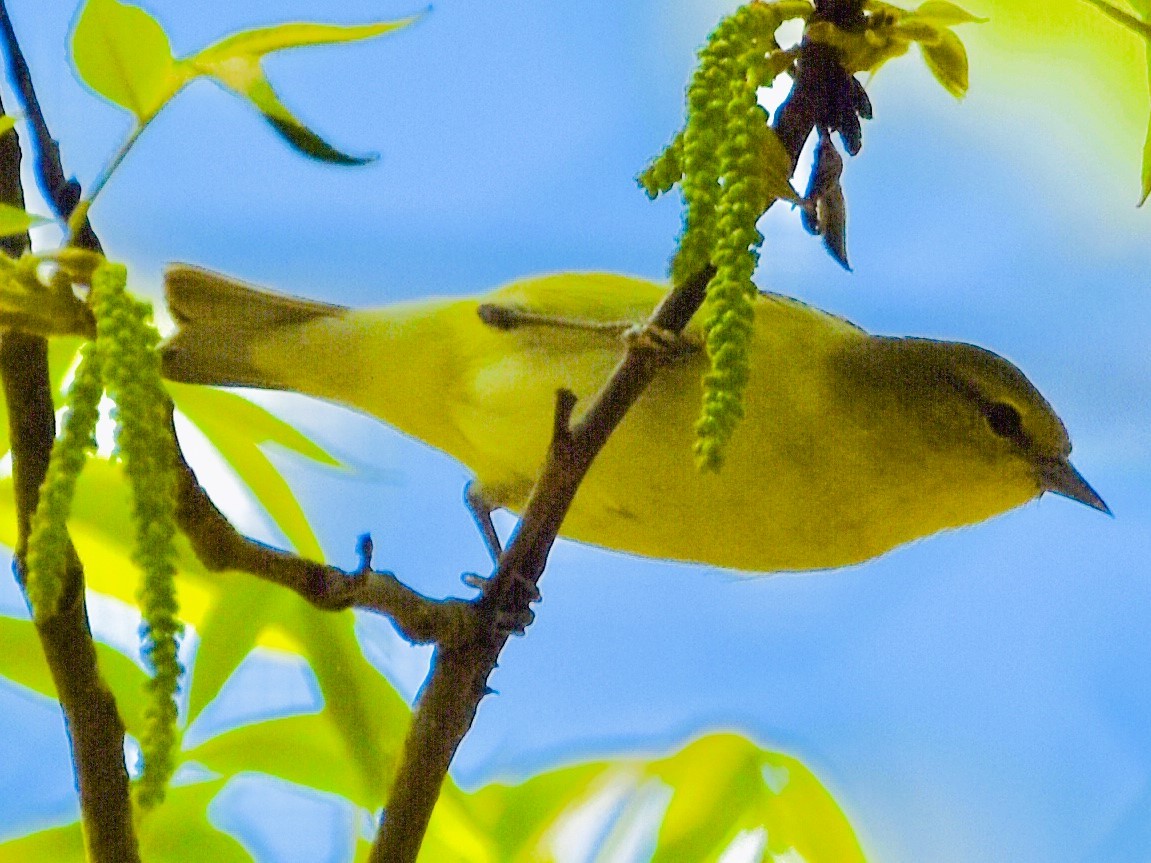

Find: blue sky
[1,1,1149,861]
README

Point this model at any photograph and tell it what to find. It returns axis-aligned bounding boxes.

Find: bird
[160,264,1109,573]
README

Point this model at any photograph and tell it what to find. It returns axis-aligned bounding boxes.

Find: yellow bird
[161,265,1108,573]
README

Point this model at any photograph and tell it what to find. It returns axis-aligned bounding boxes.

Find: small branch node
[355,532,374,577]
[461,571,486,590]
[552,388,578,456]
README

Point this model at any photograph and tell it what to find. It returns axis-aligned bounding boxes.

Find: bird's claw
[622,323,697,359]
[464,568,540,636]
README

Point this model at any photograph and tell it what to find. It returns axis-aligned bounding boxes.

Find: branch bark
[0,9,140,854]
[170,412,475,646]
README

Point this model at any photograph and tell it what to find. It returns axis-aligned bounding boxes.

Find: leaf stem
[1080,0,1151,39]
[67,123,144,240]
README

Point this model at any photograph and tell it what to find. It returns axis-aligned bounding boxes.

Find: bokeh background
[0,1,1149,861]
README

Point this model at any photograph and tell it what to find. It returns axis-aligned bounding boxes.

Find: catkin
[637,1,803,469]
[89,262,183,809]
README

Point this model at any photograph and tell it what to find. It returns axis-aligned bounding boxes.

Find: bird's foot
[464,480,503,565]
[462,568,539,635]
[622,323,699,359]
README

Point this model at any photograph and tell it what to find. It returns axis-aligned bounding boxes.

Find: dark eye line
[940,372,1032,449]
[984,400,1024,439]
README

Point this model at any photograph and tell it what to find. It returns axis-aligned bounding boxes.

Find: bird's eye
[984,401,1024,441]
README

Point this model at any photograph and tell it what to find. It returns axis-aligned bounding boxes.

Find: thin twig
[0,23,140,859]
[0,2,100,252]
[169,407,475,646]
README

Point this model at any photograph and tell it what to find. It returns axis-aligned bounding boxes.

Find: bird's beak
[1038,457,1111,516]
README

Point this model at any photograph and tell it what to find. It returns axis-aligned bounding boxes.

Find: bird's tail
[161,264,346,389]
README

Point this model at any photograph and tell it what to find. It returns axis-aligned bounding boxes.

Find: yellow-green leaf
[185,579,289,724]
[193,17,422,66]
[1081,0,1151,39]
[137,781,254,863]
[896,20,943,44]
[1142,45,1151,205]
[458,734,866,863]
[189,713,380,808]
[920,27,970,97]
[649,735,764,863]
[465,763,605,860]
[0,613,151,739]
[169,382,338,560]
[0,781,248,862]
[0,203,48,237]
[239,77,377,165]
[0,115,16,136]
[913,0,988,26]
[761,128,803,205]
[185,14,422,165]
[70,0,188,122]
[0,822,85,862]
[294,611,410,806]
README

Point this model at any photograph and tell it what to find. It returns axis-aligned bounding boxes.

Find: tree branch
[0,11,139,855]
[369,6,860,856]
[0,2,100,253]
[170,407,475,646]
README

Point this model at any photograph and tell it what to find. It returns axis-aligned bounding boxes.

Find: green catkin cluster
[24,341,104,617]
[637,131,683,200]
[89,262,183,810]
[638,1,800,470]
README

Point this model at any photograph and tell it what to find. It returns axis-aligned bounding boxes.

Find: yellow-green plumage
[162,266,1105,573]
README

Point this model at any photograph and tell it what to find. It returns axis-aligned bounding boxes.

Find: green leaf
[188,611,411,809]
[139,780,254,863]
[648,735,765,863]
[48,337,87,398]
[1081,0,1151,39]
[0,821,85,862]
[460,734,867,863]
[465,762,607,861]
[0,780,248,862]
[190,712,376,807]
[760,128,803,205]
[192,18,422,65]
[913,0,988,25]
[0,115,16,136]
[185,578,288,724]
[293,610,410,806]
[70,0,188,122]
[416,788,498,863]
[0,203,49,237]
[241,78,377,166]
[0,613,151,739]
[169,382,338,560]
[1142,46,1151,206]
[920,27,970,97]
[895,19,943,44]
[184,14,423,165]
[752,752,866,862]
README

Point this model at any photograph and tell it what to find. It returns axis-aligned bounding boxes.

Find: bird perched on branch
[161,265,1108,573]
